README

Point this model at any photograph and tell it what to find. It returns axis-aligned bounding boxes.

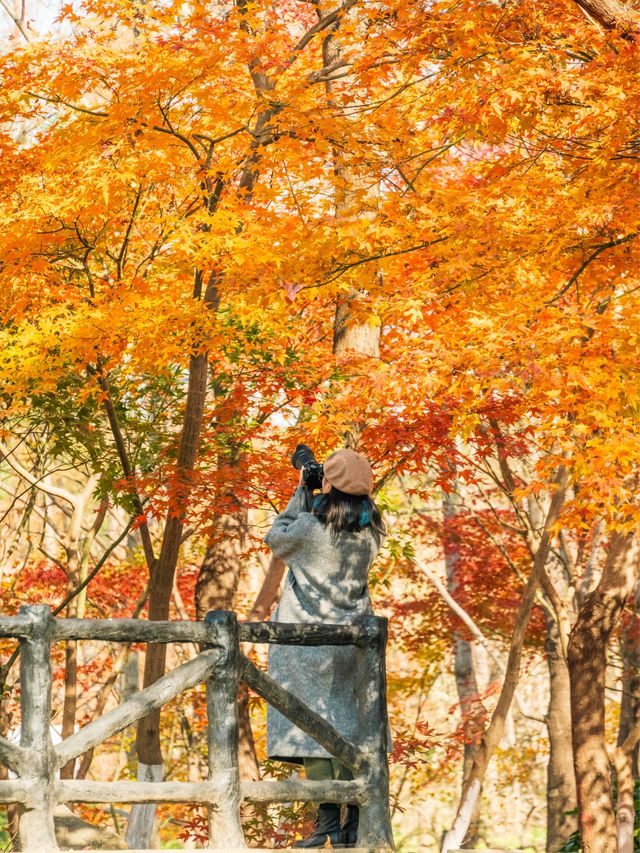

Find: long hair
[313,487,385,546]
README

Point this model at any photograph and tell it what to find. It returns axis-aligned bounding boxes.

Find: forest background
[0,0,638,849]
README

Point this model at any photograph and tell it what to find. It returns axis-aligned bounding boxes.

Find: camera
[291,444,324,491]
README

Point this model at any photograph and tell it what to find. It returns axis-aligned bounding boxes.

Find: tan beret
[321,449,373,496]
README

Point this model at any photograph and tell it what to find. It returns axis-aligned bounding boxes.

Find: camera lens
[291,444,316,470]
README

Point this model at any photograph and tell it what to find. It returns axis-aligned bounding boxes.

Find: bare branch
[0,443,78,508]
[411,555,546,724]
[0,0,29,41]
[26,91,107,116]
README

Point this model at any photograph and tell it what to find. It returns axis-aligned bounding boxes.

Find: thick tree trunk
[544,614,578,851]
[443,487,484,847]
[570,0,639,36]
[616,609,640,853]
[567,531,636,853]
[195,505,248,620]
[334,295,381,358]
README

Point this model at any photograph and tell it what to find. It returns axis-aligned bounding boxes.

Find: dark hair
[312,487,385,546]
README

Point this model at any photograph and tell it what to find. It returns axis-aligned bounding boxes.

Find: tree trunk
[613,723,639,853]
[127,350,209,849]
[617,580,640,773]
[454,638,484,845]
[248,555,286,621]
[570,0,639,37]
[334,294,381,359]
[60,580,79,780]
[544,614,578,851]
[567,530,636,853]
[441,467,567,853]
[195,505,260,783]
[317,1,381,368]
[616,605,639,853]
[443,487,484,847]
[135,351,208,766]
[195,505,248,620]
[60,477,101,780]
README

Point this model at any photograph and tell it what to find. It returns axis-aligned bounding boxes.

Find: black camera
[291,444,324,491]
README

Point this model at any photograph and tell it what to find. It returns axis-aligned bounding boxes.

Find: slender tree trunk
[567,531,636,853]
[454,638,484,844]
[248,554,286,620]
[136,351,209,766]
[617,580,640,773]
[441,467,567,853]
[317,0,381,369]
[60,475,100,780]
[443,487,484,847]
[616,614,639,853]
[60,572,79,780]
[544,614,578,851]
[127,349,209,849]
[613,721,640,853]
[195,504,260,782]
[181,26,284,796]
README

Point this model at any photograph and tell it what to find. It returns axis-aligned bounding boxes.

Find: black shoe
[341,804,359,847]
[293,803,346,848]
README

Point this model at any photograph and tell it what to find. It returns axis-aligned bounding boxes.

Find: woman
[264,448,385,849]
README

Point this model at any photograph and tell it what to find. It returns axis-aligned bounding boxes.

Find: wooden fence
[0,604,395,851]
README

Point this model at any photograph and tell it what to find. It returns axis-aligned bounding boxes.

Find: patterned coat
[264,487,379,761]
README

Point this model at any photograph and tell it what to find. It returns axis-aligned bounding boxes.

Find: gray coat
[264,487,379,761]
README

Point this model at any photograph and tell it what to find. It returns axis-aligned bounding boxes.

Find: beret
[321,449,373,497]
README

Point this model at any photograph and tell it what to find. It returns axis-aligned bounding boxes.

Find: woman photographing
[264,447,385,849]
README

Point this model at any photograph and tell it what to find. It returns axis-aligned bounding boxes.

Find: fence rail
[0,604,394,851]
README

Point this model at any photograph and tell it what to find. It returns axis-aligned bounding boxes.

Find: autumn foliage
[0,0,638,847]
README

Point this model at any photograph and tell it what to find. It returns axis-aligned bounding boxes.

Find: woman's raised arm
[264,486,313,561]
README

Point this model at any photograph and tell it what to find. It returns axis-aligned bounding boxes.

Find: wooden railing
[0,604,395,851]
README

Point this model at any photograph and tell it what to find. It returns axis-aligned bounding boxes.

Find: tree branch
[411,555,546,724]
[0,0,29,41]
[547,232,638,305]
[293,0,359,53]
[26,91,107,116]
[0,443,78,508]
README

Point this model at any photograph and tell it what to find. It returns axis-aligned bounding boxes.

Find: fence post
[18,604,58,851]
[204,610,246,849]
[356,615,395,849]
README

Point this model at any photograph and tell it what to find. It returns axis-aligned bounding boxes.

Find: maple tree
[0,0,639,848]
